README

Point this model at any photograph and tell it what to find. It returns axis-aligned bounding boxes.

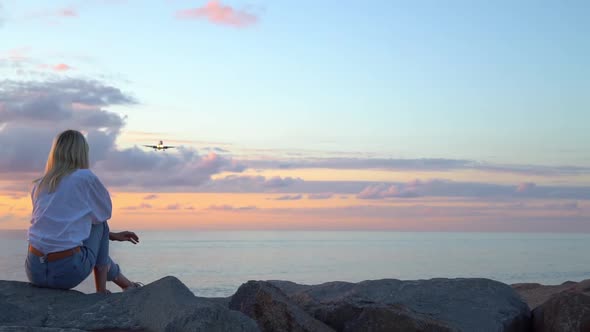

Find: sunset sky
[1,1,589,231]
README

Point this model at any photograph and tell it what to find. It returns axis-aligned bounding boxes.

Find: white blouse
[28,169,112,254]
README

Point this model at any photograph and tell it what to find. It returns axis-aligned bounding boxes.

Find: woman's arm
[109,231,139,244]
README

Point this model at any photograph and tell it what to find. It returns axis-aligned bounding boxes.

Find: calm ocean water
[1,230,589,297]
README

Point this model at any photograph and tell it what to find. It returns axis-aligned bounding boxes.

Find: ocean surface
[1,230,589,297]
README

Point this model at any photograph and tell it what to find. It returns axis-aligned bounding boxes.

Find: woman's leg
[83,222,134,292]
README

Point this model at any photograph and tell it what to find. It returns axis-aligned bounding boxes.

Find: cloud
[0,79,136,112]
[0,214,18,223]
[121,203,152,210]
[106,172,590,199]
[38,63,74,72]
[1,48,81,77]
[96,148,243,189]
[197,175,304,193]
[58,8,78,17]
[240,157,590,177]
[541,201,579,210]
[0,192,27,199]
[353,180,590,200]
[357,183,419,199]
[165,203,182,210]
[308,193,334,200]
[0,47,32,66]
[0,78,245,191]
[54,63,72,71]
[22,7,79,23]
[143,194,159,200]
[0,78,135,174]
[202,146,230,153]
[175,0,258,28]
[274,194,302,201]
[207,204,257,211]
[205,203,589,232]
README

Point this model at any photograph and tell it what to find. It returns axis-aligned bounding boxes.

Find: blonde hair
[34,130,89,199]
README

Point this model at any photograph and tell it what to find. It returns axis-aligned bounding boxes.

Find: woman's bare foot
[113,272,142,291]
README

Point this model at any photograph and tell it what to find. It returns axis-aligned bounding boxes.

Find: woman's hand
[109,231,139,244]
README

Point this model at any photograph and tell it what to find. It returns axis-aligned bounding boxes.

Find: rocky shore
[0,276,588,332]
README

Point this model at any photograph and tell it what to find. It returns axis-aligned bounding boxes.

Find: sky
[0,0,589,231]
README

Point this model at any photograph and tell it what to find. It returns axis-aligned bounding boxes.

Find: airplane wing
[143,145,157,148]
[162,146,176,149]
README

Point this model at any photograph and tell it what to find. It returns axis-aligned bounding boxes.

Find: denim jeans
[26,222,121,289]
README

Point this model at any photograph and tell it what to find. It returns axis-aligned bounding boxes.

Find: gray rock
[229,281,334,332]
[532,291,590,332]
[512,278,590,309]
[0,277,259,332]
[310,301,457,332]
[270,278,531,332]
[0,328,87,332]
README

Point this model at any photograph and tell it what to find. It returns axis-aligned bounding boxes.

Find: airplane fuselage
[143,140,175,151]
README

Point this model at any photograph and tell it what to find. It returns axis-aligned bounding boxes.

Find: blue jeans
[26,222,121,290]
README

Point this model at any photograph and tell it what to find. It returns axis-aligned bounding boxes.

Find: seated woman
[26,129,141,293]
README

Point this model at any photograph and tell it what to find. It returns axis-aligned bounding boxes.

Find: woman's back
[29,169,111,254]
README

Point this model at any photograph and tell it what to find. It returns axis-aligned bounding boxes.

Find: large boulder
[304,301,457,332]
[532,291,590,332]
[517,278,590,332]
[0,277,259,332]
[512,279,590,310]
[229,280,335,332]
[269,278,531,332]
[0,328,87,332]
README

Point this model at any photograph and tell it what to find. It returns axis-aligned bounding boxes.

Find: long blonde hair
[34,130,89,199]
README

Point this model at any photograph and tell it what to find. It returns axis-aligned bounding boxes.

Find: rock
[512,278,590,310]
[311,301,457,332]
[0,328,87,332]
[0,277,259,332]
[532,291,590,332]
[571,279,590,293]
[229,281,334,332]
[269,278,531,332]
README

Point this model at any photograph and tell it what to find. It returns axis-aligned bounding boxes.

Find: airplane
[143,140,176,151]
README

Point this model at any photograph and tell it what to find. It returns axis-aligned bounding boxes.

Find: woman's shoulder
[70,169,100,183]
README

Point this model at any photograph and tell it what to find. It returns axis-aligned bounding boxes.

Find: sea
[1,230,589,297]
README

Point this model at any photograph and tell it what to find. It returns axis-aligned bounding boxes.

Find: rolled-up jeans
[25,222,121,290]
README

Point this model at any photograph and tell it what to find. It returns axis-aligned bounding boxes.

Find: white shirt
[28,169,112,254]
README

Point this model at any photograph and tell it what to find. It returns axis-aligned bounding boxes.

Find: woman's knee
[106,262,120,281]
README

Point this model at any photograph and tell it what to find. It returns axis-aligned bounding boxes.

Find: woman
[26,129,141,293]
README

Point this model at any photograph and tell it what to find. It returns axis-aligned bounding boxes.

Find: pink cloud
[58,8,78,17]
[208,204,257,211]
[143,194,159,200]
[5,47,31,62]
[176,1,258,28]
[53,63,73,71]
[25,7,79,21]
[274,194,302,201]
[308,193,334,200]
[39,63,74,72]
[357,183,419,199]
[121,203,152,210]
[166,203,182,210]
